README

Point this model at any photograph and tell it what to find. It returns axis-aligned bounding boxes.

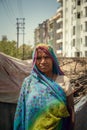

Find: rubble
[70,74,87,104]
[59,57,87,104]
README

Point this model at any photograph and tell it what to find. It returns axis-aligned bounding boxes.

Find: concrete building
[34,27,40,44]
[56,2,63,56]
[34,20,49,45]
[34,0,87,57]
[57,0,87,57]
[34,13,63,56]
[48,13,63,56]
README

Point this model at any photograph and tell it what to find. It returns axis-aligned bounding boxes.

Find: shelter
[0,52,32,130]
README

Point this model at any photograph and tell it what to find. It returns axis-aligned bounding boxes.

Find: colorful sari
[14,44,69,130]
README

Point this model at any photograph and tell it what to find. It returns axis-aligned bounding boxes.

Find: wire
[0,0,14,25]
[6,0,17,20]
[17,0,24,18]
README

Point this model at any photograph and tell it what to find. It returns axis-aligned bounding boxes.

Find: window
[85,22,87,31]
[72,39,75,46]
[50,23,53,29]
[85,7,87,17]
[57,33,62,39]
[85,36,87,46]
[85,51,87,57]
[75,52,80,57]
[77,12,80,18]
[57,22,62,29]
[77,0,81,5]
[73,26,75,35]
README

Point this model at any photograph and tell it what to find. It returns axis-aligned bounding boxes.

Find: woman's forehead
[37,49,48,56]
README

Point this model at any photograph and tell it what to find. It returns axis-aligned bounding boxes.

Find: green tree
[0,40,17,57]
[0,40,33,60]
[18,44,33,60]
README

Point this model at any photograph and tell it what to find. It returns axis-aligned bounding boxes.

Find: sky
[0,0,59,46]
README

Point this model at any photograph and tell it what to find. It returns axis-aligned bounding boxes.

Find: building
[48,13,63,56]
[34,19,49,45]
[34,14,63,56]
[57,0,87,57]
[34,0,87,57]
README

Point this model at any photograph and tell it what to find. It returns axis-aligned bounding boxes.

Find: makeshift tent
[0,52,32,130]
[0,52,32,103]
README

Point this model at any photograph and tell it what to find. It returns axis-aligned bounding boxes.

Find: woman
[14,43,75,130]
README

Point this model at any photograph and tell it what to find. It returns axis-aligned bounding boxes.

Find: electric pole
[16,18,19,49]
[16,18,25,59]
[22,18,25,60]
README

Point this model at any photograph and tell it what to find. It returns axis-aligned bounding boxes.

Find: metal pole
[22,18,25,60]
[16,18,19,49]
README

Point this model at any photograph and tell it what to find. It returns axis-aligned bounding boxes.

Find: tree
[0,40,17,57]
[0,39,33,60]
[18,44,33,60]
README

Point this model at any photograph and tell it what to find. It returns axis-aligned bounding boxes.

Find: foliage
[0,40,33,60]
[18,44,33,60]
[0,40,17,57]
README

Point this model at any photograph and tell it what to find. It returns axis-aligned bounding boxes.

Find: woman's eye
[37,57,42,60]
[36,56,50,61]
[44,56,50,59]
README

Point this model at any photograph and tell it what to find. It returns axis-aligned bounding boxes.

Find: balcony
[83,2,87,7]
[56,28,63,33]
[57,7,63,13]
[83,31,87,35]
[56,18,63,23]
[57,0,62,2]
[56,39,63,43]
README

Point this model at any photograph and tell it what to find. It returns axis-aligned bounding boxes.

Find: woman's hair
[32,43,64,75]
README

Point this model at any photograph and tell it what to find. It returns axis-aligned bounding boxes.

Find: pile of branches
[70,74,87,104]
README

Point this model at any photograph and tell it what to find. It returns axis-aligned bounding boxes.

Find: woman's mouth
[39,65,48,69]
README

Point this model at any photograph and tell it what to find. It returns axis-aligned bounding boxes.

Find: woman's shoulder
[24,75,32,82]
[55,75,70,83]
[24,73,39,85]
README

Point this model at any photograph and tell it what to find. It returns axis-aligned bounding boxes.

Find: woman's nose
[40,57,46,63]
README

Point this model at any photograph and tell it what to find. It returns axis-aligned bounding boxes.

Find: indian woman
[14,43,75,130]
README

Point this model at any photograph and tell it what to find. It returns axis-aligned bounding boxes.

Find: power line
[0,0,14,25]
[17,0,24,18]
[6,0,17,20]
[1,0,24,24]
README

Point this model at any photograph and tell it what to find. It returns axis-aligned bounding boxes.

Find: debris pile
[70,74,87,104]
[59,57,87,104]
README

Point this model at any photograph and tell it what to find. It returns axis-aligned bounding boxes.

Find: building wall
[63,0,87,57]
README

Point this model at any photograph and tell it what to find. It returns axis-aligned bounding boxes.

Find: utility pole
[16,18,25,59]
[22,18,25,60]
[16,18,19,49]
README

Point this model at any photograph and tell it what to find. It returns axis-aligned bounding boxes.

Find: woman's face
[36,49,53,76]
